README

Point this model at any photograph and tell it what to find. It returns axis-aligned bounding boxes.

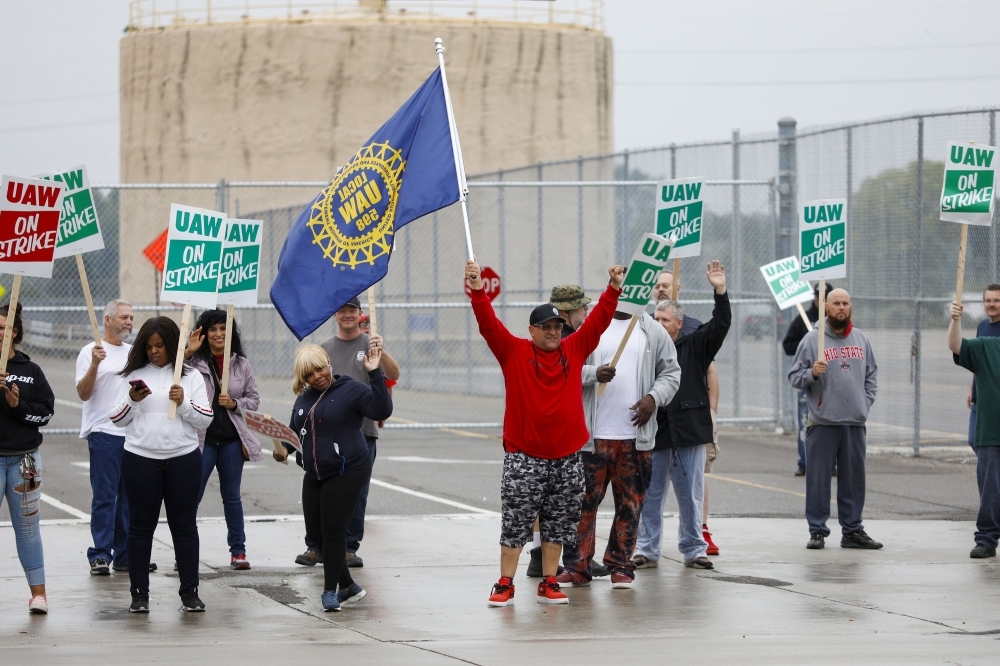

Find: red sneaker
[555,570,589,587]
[610,572,633,589]
[488,577,515,607]
[703,526,720,556]
[536,575,569,605]
[231,553,251,570]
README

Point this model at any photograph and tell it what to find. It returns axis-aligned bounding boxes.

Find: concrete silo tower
[120,1,612,183]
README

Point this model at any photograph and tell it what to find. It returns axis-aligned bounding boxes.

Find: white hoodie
[109,362,213,459]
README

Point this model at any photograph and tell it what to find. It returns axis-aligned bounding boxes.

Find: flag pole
[435,37,475,261]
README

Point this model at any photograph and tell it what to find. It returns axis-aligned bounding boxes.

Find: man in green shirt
[949,300,1000,558]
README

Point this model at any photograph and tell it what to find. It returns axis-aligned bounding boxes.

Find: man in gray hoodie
[558,308,680,588]
[788,288,880,550]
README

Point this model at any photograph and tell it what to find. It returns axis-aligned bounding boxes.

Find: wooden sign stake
[0,275,22,375]
[817,280,826,359]
[367,286,379,338]
[795,302,813,332]
[670,258,681,301]
[168,304,192,419]
[220,304,235,395]
[76,254,103,347]
[955,223,969,307]
[596,315,639,397]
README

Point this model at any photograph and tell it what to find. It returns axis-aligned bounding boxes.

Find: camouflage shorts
[499,451,585,548]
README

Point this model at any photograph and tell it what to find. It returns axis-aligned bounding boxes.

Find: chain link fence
[15,106,999,453]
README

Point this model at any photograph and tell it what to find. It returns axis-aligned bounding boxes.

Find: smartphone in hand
[128,379,150,393]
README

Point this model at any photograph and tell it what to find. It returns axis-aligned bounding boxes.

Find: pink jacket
[190,355,262,462]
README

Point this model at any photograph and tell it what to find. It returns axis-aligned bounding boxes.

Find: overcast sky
[1,0,997,182]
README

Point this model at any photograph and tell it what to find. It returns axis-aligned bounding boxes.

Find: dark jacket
[286,369,392,481]
[654,291,731,450]
[782,302,819,356]
[0,351,55,455]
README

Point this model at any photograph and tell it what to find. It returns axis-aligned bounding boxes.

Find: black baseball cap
[530,304,568,326]
[343,296,361,309]
[813,283,834,297]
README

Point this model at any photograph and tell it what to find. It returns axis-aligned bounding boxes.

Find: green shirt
[957,337,1000,447]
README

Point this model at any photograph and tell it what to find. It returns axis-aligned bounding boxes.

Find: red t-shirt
[470,284,620,459]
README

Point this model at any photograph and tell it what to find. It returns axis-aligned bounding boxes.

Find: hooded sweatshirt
[788,320,878,426]
[109,362,213,459]
[287,369,392,481]
[470,284,620,460]
[0,350,55,455]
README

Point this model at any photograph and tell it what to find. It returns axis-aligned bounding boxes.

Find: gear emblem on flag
[308,141,405,269]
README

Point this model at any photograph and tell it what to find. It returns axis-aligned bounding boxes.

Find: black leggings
[122,448,201,597]
[301,467,372,591]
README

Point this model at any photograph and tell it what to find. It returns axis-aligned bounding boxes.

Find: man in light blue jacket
[558,308,680,588]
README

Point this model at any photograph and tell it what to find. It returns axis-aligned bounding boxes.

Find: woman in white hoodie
[109,316,213,613]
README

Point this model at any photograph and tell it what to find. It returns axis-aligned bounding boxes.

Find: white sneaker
[29,595,48,614]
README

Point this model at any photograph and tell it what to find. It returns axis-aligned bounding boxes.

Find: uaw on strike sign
[160,204,226,308]
[0,176,66,278]
[799,198,846,281]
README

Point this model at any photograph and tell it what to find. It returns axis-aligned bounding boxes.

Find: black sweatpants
[122,448,202,597]
[301,467,372,592]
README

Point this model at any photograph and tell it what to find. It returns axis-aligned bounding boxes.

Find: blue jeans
[797,390,809,469]
[346,436,377,554]
[1,452,45,586]
[636,445,707,562]
[974,445,1000,549]
[198,440,246,555]
[87,432,129,566]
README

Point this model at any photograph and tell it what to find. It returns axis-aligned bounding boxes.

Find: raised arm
[467,259,516,363]
[571,265,625,356]
[948,301,964,356]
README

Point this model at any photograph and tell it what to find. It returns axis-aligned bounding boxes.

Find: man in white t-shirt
[558,307,680,589]
[76,299,136,576]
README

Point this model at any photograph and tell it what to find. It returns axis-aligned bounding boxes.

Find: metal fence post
[433,212,440,391]
[216,178,228,214]
[991,112,998,283]
[670,143,676,179]
[777,117,798,432]
[846,127,853,294]
[578,157,585,288]
[732,128,742,418]
[771,179,781,426]
[537,163,544,301]
[913,117,924,457]
[498,169,507,323]
[404,225,412,390]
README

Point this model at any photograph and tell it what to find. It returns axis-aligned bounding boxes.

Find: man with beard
[76,300,147,575]
[788,288,880,550]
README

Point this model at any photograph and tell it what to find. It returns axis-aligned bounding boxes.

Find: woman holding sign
[0,302,55,614]
[186,309,261,571]
[273,344,392,612]
[110,317,213,613]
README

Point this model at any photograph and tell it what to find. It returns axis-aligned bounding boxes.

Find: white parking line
[382,456,501,464]
[40,493,90,520]
[369,478,498,516]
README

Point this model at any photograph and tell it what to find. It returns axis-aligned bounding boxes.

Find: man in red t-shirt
[466,259,624,607]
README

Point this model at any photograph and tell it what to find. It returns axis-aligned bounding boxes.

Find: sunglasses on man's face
[533,322,564,333]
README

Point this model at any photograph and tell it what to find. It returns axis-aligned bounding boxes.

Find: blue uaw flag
[270,68,461,339]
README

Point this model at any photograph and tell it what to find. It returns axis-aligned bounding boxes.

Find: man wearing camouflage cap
[550,285,592,338]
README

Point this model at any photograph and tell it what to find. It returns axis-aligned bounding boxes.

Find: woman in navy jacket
[273,344,391,612]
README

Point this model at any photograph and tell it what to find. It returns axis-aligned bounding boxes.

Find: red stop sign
[465,266,502,301]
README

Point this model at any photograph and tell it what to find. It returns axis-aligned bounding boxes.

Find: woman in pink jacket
[185,309,261,570]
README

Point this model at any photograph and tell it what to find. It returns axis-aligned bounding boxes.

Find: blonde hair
[292,344,331,395]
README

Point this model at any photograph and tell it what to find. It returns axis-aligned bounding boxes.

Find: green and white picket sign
[617,233,676,316]
[217,218,262,307]
[595,233,675,397]
[760,256,812,310]
[940,142,997,226]
[161,204,226,419]
[34,165,106,346]
[654,177,703,259]
[35,165,104,259]
[160,204,226,309]
[799,198,846,281]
